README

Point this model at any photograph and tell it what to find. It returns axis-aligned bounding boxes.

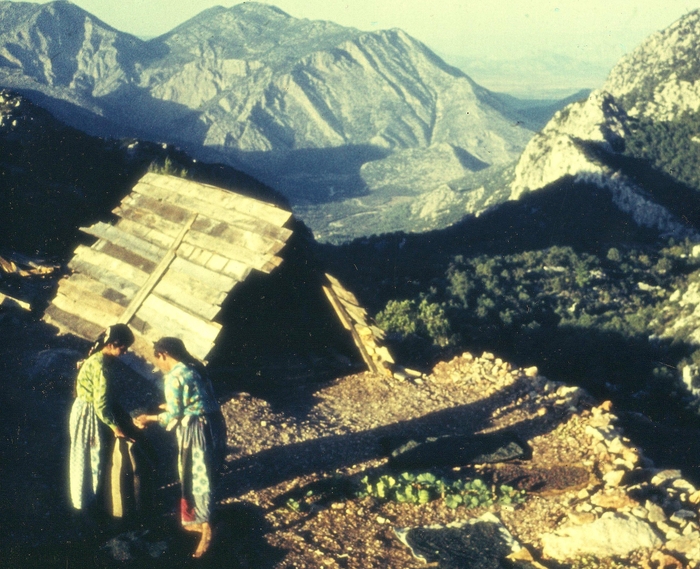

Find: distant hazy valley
[0,0,590,242]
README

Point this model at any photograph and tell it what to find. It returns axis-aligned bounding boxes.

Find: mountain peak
[227,2,292,19]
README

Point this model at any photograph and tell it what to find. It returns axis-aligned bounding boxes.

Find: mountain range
[0,0,581,242]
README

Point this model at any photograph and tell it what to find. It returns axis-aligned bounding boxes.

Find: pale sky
[28,0,700,96]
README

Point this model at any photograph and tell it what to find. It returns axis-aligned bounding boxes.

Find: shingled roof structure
[43,172,293,376]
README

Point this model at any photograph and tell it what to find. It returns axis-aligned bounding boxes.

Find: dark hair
[88,324,135,357]
[153,337,200,367]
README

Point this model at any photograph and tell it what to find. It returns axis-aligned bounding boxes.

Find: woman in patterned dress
[68,324,135,514]
[135,337,226,558]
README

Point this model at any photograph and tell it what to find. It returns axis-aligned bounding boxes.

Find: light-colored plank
[117,181,292,257]
[171,250,241,288]
[52,291,119,330]
[80,222,167,264]
[57,279,127,317]
[152,278,222,321]
[94,241,158,274]
[192,217,287,256]
[324,286,377,373]
[131,303,215,360]
[337,299,368,325]
[142,294,221,342]
[182,229,276,271]
[117,213,197,326]
[114,206,182,245]
[120,192,193,225]
[140,173,292,227]
[67,257,141,300]
[0,291,31,311]
[326,274,361,306]
[259,255,284,274]
[322,286,352,331]
[156,269,229,307]
[71,246,150,288]
[59,273,130,307]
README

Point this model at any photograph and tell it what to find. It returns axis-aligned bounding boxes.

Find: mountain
[0,1,536,242]
[471,8,700,399]
[508,10,700,242]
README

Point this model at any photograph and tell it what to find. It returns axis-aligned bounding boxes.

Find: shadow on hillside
[580,140,700,229]
[318,176,665,313]
[219,375,570,498]
[219,144,391,205]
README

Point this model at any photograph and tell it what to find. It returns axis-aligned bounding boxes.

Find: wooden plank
[0,291,31,311]
[326,274,361,306]
[59,273,130,307]
[120,192,193,225]
[140,173,292,227]
[156,269,229,307]
[322,286,352,331]
[57,279,127,318]
[142,294,221,342]
[67,257,141,300]
[80,221,167,263]
[94,241,158,274]
[192,217,287,256]
[323,285,379,373]
[182,229,276,271]
[337,299,368,324]
[52,291,119,330]
[134,181,292,239]
[71,246,150,288]
[114,206,183,246]
[131,304,215,360]
[152,278,222,321]
[122,195,293,243]
[44,304,103,341]
[170,252,240,290]
[117,213,197,326]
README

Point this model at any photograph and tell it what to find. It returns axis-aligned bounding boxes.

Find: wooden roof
[44,172,293,375]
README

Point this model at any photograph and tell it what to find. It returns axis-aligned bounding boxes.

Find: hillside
[0,1,539,241]
[4,305,700,568]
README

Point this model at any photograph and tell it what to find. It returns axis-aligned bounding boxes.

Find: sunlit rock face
[509,91,628,201]
[507,9,700,242]
[603,10,700,121]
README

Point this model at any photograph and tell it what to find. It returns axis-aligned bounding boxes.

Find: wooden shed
[43,172,293,376]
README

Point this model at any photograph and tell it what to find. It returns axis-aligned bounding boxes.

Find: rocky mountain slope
[0,1,537,241]
[504,8,700,396]
[509,9,700,230]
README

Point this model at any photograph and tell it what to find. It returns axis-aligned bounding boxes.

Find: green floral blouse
[74,352,118,430]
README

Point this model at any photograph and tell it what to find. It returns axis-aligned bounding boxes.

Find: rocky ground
[3,307,700,568]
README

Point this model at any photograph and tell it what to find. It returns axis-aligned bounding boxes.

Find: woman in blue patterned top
[135,337,226,558]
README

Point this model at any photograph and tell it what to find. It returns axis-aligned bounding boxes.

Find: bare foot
[193,522,212,558]
[183,522,202,533]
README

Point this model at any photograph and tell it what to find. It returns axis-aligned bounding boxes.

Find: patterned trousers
[175,413,226,525]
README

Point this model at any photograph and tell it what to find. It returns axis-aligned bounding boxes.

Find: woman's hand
[113,426,134,442]
[134,414,155,429]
